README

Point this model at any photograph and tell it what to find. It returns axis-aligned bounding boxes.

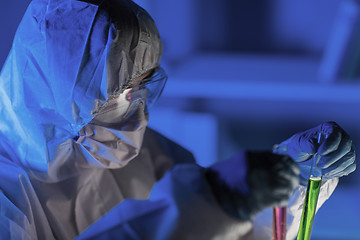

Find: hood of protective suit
[0,0,163,179]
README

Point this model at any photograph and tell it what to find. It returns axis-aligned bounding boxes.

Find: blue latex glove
[273,121,356,184]
[206,151,299,220]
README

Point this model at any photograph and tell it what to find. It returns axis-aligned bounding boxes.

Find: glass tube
[273,206,287,240]
[297,132,324,240]
[297,177,322,240]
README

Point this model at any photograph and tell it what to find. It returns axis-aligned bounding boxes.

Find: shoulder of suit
[144,128,196,165]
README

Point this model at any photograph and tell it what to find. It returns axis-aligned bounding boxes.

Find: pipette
[297,132,324,240]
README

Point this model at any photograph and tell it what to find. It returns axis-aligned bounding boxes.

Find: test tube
[272,143,288,240]
[273,206,286,240]
[297,133,324,240]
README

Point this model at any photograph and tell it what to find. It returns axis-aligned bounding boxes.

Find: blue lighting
[2,1,360,238]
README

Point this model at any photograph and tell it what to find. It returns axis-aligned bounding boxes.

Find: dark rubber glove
[206,151,299,221]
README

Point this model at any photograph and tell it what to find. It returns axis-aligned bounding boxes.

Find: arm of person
[76,163,254,240]
[76,149,298,240]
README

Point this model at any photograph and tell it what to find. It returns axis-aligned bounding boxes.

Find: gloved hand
[206,151,299,221]
[273,121,356,184]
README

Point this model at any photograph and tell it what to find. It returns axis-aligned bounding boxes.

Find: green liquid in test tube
[297,133,325,240]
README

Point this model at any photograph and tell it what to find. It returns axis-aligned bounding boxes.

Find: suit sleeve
[76,163,254,240]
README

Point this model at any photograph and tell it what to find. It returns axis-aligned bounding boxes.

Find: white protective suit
[0,0,338,239]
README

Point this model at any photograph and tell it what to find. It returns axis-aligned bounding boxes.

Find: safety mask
[91,66,167,126]
[75,67,168,168]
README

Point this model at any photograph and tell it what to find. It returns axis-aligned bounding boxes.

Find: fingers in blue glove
[318,123,345,156]
[329,161,356,179]
[322,144,356,179]
[276,121,356,183]
[318,130,351,166]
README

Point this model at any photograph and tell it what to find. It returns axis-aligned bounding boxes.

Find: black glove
[206,151,299,221]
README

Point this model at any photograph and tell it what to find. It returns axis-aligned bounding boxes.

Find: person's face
[90,67,167,126]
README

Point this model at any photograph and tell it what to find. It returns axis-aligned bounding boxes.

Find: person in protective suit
[0,0,356,239]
